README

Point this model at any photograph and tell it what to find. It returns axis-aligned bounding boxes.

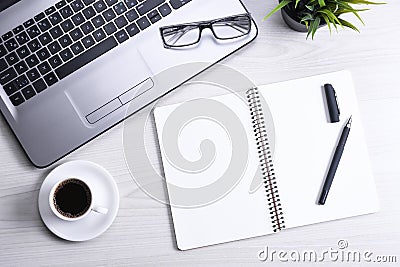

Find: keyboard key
[56,0,67,9]
[72,12,85,26]
[105,0,118,6]
[126,23,140,37]
[26,25,41,39]
[14,75,29,89]
[60,5,74,18]
[103,9,116,22]
[23,19,35,28]
[26,68,41,82]
[38,62,51,75]
[38,32,52,46]
[59,34,73,48]
[27,39,42,52]
[37,19,52,32]
[45,6,56,15]
[83,6,96,19]
[136,0,164,16]
[34,12,46,22]
[70,28,84,41]
[44,72,58,86]
[0,58,7,72]
[115,29,128,43]
[26,54,40,68]
[49,12,63,25]
[93,28,106,41]
[13,25,24,34]
[49,55,63,68]
[50,25,64,39]
[5,52,19,66]
[115,16,128,28]
[55,36,117,79]
[37,47,51,61]
[71,0,85,12]
[0,45,7,57]
[61,19,75,32]
[114,2,127,15]
[82,35,95,48]
[83,0,95,5]
[125,9,139,22]
[22,85,36,100]
[60,48,74,61]
[15,31,29,45]
[16,46,30,59]
[81,21,95,34]
[94,0,107,12]
[15,61,28,74]
[70,41,84,55]
[4,38,19,51]
[2,31,13,41]
[0,68,17,85]
[104,22,117,34]
[148,10,161,23]
[125,0,138,9]
[92,15,105,28]
[137,17,150,30]
[9,92,25,106]
[48,41,62,54]
[3,81,19,95]
[170,0,189,9]
[33,78,47,93]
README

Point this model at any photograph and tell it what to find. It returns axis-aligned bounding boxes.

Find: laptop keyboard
[0,0,191,107]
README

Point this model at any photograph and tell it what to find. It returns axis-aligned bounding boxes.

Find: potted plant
[264,0,384,39]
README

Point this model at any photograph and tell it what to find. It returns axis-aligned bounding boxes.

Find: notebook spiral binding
[246,87,285,232]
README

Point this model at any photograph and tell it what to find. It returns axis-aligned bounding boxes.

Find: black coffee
[53,179,92,218]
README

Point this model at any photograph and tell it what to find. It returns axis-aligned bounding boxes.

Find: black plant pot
[281,7,308,32]
[279,1,326,33]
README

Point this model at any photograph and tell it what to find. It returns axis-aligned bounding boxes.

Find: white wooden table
[1,0,399,265]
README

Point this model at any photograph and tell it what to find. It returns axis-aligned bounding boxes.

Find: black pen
[318,116,352,205]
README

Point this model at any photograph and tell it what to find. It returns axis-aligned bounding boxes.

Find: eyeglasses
[159,13,252,48]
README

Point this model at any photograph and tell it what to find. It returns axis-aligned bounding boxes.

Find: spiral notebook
[153,71,379,250]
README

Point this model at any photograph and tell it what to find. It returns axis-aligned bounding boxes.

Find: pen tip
[347,116,352,126]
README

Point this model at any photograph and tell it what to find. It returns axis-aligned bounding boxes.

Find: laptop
[0,0,258,168]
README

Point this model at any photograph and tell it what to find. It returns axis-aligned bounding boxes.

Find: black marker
[318,116,352,205]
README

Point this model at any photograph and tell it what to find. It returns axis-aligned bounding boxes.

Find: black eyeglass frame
[159,13,252,48]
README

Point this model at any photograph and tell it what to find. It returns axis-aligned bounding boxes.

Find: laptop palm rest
[64,46,153,125]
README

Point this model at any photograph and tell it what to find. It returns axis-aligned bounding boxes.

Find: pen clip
[334,89,340,116]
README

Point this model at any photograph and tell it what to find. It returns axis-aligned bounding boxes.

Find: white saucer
[38,160,119,242]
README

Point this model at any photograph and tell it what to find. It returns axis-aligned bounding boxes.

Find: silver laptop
[0,0,258,168]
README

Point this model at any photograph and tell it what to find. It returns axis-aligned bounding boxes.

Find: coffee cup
[49,178,108,221]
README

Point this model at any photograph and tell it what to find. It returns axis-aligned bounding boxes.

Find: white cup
[49,178,108,221]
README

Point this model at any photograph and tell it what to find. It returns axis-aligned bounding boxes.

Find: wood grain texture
[1,0,400,266]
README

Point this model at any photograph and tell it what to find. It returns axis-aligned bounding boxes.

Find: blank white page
[154,92,274,250]
[258,71,379,229]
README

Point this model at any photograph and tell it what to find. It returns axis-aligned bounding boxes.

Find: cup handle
[92,206,108,215]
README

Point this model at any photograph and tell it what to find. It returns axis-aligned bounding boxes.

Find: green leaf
[317,9,341,26]
[318,0,326,7]
[305,5,315,11]
[263,0,292,21]
[338,18,360,32]
[336,2,365,25]
[307,17,321,40]
[346,0,386,5]
[295,0,301,8]
[320,13,332,34]
[300,13,314,22]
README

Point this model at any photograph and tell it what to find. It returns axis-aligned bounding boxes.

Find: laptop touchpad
[64,47,153,123]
